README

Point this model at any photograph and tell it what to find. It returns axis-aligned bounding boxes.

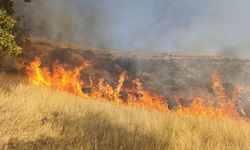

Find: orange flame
[211,70,229,103]
[211,70,240,118]
[26,58,168,111]
[26,57,90,97]
[125,79,168,112]
[26,58,249,120]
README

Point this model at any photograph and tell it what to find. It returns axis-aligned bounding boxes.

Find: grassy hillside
[0,73,250,150]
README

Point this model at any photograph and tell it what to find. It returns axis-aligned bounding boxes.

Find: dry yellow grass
[0,74,250,150]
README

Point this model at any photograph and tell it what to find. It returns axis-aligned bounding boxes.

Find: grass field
[0,73,250,150]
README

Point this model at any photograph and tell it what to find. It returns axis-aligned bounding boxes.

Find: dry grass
[0,74,250,150]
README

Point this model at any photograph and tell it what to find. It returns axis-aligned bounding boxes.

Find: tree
[0,0,31,16]
[0,0,31,55]
[0,0,14,15]
[0,10,22,55]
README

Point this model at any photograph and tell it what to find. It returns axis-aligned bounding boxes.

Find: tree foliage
[0,0,14,15]
[0,10,22,55]
[0,0,31,55]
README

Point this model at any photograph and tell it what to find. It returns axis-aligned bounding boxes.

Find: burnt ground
[1,38,250,115]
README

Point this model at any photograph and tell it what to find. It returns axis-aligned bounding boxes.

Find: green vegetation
[0,0,14,15]
[0,10,22,55]
[0,0,31,55]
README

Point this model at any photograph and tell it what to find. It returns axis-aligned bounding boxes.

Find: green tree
[0,10,22,55]
[0,0,31,55]
[0,0,14,15]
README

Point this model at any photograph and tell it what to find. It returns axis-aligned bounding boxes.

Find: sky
[14,0,250,56]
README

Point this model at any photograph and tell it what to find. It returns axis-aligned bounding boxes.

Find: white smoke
[14,0,250,57]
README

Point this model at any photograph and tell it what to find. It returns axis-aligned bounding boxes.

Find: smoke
[14,0,250,57]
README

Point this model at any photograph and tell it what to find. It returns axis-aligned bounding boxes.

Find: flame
[26,58,249,120]
[26,58,168,111]
[26,57,90,97]
[176,97,222,117]
[211,70,229,103]
[125,79,168,112]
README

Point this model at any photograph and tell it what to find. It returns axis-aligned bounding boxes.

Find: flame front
[26,58,249,120]
[26,58,89,97]
[26,58,168,111]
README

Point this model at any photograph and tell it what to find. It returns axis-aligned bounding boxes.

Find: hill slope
[2,38,250,117]
[0,74,250,150]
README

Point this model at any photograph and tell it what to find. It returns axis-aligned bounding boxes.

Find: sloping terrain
[0,74,250,150]
[1,39,250,149]
[1,38,250,115]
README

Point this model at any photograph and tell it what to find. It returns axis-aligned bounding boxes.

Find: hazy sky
[15,0,250,55]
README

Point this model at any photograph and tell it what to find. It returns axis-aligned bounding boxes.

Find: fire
[125,79,168,112]
[26,57,90,97]
[210,70,240,118]
[211,70,229,103]
[26,58,249,120]
[26,58,168,111]
[176,97,222,117]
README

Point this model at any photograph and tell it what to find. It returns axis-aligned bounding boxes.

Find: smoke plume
[14,0,250,57]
